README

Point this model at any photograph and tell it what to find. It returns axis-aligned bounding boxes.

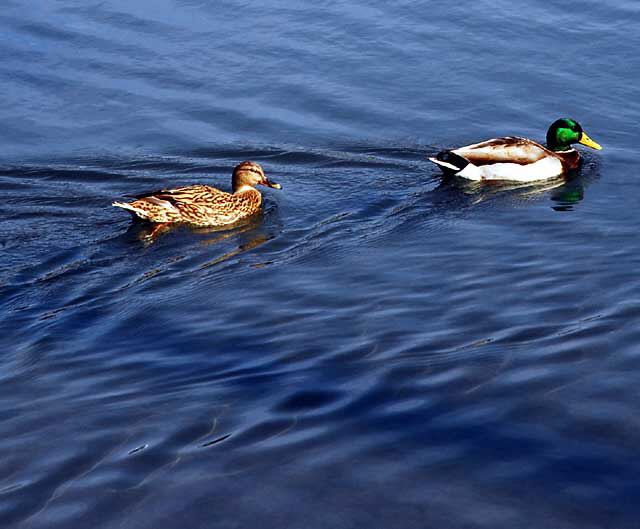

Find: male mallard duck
[112,161,281,228]
[429,118,602,182]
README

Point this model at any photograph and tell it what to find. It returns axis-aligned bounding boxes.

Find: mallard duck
[112,161,281,228]
[429,118,602,182]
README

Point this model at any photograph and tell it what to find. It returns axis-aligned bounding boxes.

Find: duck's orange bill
[579,132,603,150]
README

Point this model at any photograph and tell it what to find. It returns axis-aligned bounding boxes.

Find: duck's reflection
[132,211,264,242]
[549,177,585,212]
[126,210,276,268]
[437,171,588,211]
[200,230,273,269]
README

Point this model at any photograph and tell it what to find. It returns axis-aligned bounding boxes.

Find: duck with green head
[429,118,602,182]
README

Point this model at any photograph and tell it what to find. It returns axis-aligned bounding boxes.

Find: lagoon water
[2,1,640,528]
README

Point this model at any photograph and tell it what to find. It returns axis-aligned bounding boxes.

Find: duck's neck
[233,184,259,194]
[233,185,262,206]
[548,144,574,153]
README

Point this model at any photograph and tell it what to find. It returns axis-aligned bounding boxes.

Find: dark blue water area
[2,1,640,528]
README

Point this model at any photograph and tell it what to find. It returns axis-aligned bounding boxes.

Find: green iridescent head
[546,118,602,152]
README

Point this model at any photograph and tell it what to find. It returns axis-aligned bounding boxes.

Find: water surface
[2,1,640,528]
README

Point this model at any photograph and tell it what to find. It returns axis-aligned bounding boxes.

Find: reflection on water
[129,210,269,248]
[127,211,275,268]
[438,173,587,211]
[550,177,587,212]
[200,232,273,269]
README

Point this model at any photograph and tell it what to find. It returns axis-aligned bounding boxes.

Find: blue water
[2,1,640,528]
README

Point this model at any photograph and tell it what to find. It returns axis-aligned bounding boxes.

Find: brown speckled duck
[112,161,281,229]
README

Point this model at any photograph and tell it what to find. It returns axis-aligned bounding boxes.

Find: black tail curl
[436,151,470,172]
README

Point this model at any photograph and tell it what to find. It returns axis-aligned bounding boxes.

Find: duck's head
[232,161,282,192]
[546,118,602,152]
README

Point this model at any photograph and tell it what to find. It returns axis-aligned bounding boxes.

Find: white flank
[456,163,484,181]
[477,157,564,182]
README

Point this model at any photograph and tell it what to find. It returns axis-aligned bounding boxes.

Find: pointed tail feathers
[429,157,461,172]
[112,201,149,219]
[429,151,470,173]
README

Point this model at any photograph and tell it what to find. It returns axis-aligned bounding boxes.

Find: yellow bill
[579,132,603,150]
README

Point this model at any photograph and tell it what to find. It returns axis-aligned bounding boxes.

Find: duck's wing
[113,185,227,222]
[429,138,565,182]
[129,185,223,203]
[452,137,551,166]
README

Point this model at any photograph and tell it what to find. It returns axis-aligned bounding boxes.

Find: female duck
[112,161,281,227]
[429,118,602,182]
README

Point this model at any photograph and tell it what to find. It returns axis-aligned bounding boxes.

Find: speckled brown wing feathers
[114,184,263,226]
